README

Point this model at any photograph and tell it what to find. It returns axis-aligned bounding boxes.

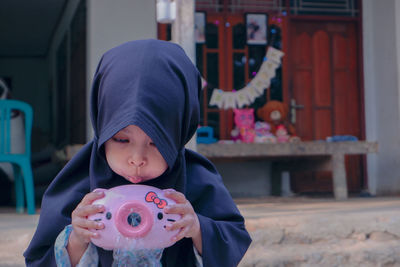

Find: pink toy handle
[93,188,106,194]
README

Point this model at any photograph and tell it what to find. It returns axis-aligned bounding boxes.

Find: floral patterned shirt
[54,225,203,267]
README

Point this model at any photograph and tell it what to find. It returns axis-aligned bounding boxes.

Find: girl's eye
[149,142,156,147]
[113,138,129,143]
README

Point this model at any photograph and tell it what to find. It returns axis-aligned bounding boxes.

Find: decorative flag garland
[209,46,284,109]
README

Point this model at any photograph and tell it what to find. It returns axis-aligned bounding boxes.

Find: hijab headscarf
[25,39,251,266]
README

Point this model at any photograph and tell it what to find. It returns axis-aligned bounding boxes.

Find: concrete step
[237,197,400,267]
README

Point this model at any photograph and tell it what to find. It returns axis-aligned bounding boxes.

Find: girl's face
[104,125,168,184]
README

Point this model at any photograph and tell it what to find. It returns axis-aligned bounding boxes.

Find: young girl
[24,39,251,266]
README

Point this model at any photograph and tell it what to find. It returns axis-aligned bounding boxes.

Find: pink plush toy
[233,108,255,143]
[88,185,181,250]
[276,124,290,143]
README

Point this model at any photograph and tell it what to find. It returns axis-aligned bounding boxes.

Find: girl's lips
[126,175,144,183]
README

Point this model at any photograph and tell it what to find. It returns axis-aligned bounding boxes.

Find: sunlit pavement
[1,197,400,266]
[237,196,400,266]
[0,207,39,267]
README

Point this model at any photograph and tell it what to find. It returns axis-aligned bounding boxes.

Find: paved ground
[238,196,400,266]
[0,207,39,267]
[1,197,400,266]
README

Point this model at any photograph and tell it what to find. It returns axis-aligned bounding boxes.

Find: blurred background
[0,0,399,208]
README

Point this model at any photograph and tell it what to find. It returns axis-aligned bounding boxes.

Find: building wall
[47,0,84,146]
[45,0,157,145]
[86,0,157,140]
[363,0,400,195]
[215,161,272,197]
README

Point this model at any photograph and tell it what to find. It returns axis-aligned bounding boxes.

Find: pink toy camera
[88,185,180,250]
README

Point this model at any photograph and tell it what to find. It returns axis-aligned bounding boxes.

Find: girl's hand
[163,189,202,254]
[69,191,105,251]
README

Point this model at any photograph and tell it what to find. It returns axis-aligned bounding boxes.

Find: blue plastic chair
[0,99,35,214]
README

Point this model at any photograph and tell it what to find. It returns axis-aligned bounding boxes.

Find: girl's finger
[73,227,101,243]
[172,226,190,242]
[166,215,190,232]
[73,203,104,218]
[164,203,190,215]
[73,216,104,231]
[163,189,186,203]
[80,191,105,205]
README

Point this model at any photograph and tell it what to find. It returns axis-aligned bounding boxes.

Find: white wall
[363,0,400,195]
[86,0,157,140]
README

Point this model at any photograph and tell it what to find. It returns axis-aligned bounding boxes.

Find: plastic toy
[254,121,276,143]
[275,124,290,143]
[233,108,255,143]
[326,135,358,142]
[196,126,217,144]
[88,184,181,250]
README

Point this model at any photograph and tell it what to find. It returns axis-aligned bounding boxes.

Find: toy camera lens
[116,201,153,238]
[127,212,142,227]
[157,212,163,220]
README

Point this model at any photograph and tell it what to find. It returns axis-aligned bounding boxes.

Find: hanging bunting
[266,46,284,64]
[245,86,261,103]
[208,47,284,109]
[209,89,224,108]
[222,91,237,109]
[236,89,251,108]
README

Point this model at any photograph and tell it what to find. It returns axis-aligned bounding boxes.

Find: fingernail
[96,222,103,228]
[96,191,104,195]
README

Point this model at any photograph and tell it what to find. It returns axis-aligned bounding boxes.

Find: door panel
[314,109,332,139]
[294,70,313,141]
[290,21,363,193]
[313,31,331,107]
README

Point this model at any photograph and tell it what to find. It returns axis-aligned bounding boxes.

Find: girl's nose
[128,153,146,167]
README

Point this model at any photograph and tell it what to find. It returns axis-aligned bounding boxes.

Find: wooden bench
[197,141,378,200]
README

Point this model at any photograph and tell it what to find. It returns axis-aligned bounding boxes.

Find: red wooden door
[289,20,363,193]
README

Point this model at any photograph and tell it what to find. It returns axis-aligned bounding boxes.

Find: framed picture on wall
[245,13,268,45]
[195,12,206,44]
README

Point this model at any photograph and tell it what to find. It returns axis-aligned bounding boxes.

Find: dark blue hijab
[24,39,251,266]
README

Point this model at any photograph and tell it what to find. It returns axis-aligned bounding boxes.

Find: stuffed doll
[275,124,290,143]
[254,121,276,143]
[233,108,255,143]
[256,100,298,139]
[230,127,241,143]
